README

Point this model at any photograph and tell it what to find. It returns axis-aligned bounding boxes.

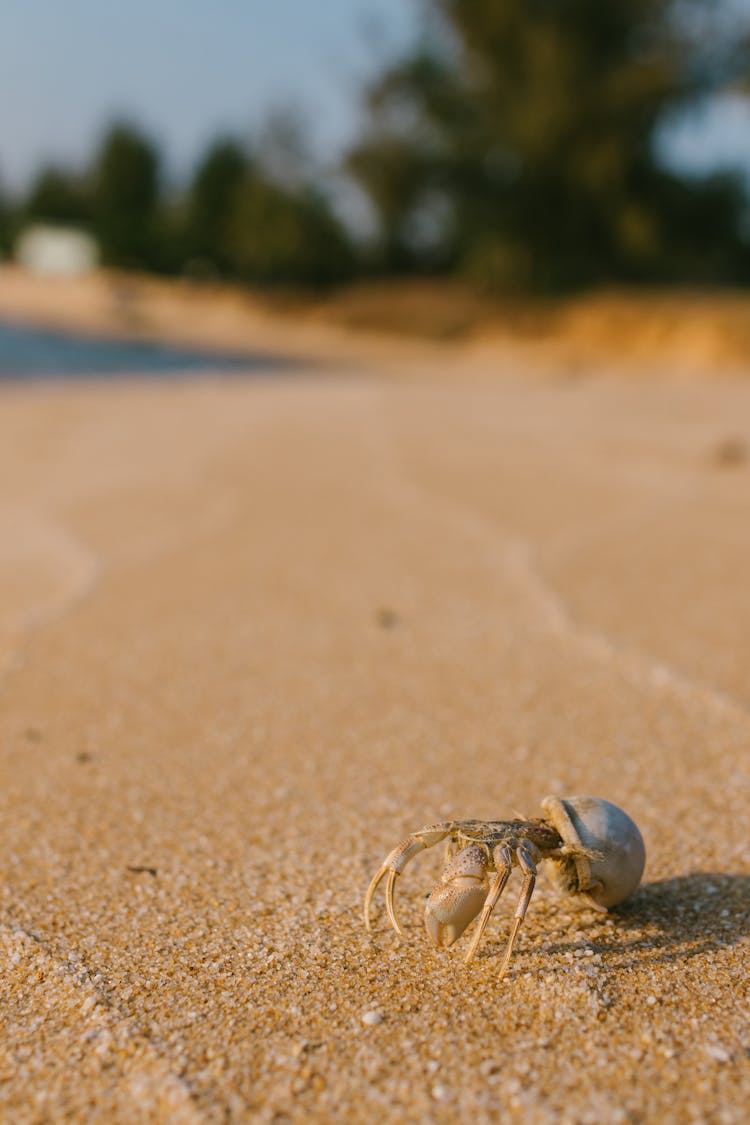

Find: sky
[0,0,420,189]
[1,0,749,193]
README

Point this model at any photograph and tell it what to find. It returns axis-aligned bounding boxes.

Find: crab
[364,795,646,978]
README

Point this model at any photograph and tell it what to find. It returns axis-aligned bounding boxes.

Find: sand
[0,319,748,1122]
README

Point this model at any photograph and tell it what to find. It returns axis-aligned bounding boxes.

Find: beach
[0,289,748,1122]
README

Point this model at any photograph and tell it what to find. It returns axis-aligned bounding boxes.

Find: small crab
[364,795,645,978]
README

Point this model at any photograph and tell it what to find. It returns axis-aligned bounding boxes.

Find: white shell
[541,795,645,912]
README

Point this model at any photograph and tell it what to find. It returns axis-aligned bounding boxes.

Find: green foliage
[346,131,437,270]
[24,165,93,226]
[92,122,161,268]
[225,174,354,286]
[347,0,750,289]
[183,133,354,287]
[0,179,12,256]
[10,116,354,286]
[185,139,248,273]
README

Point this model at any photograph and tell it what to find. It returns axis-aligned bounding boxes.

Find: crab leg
[364,823,455,935]
[463,843,513,964]
[498,843,538,980]
[385,870,399,932]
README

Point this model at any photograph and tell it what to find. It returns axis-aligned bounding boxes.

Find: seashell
[541,795,646,911]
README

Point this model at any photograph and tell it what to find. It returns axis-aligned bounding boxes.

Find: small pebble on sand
[361,1010,384,1027]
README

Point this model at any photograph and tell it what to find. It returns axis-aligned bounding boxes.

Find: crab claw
[364,823,455,935]
[424,845,488,948]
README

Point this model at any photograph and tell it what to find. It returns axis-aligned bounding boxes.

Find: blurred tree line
[348,0,750,288]
[0,0,748,291]
[0,117,354,286]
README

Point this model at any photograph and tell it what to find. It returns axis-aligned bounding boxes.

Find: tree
[346,132,436,270]
[185,138,247,273]
[225,173,354,287]
[24,165,92,226]
[92,121,161,268]
[347,1,750,288]
[0,176,13,256]
[257,106,315,191]
[185,116,354,288]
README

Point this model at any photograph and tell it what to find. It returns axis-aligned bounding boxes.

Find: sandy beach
[0,294,748,1122]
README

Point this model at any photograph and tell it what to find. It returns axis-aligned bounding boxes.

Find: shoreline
[2,266,750,378]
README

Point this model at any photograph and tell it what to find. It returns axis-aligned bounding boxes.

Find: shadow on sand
[522,872,750,973]
[605,871,750,968]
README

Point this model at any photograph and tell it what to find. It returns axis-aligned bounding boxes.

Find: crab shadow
[520,872,750,973]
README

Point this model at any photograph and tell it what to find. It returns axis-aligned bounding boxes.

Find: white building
[15,224,98,278]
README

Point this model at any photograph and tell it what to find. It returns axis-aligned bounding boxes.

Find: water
[0,320,292,378]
